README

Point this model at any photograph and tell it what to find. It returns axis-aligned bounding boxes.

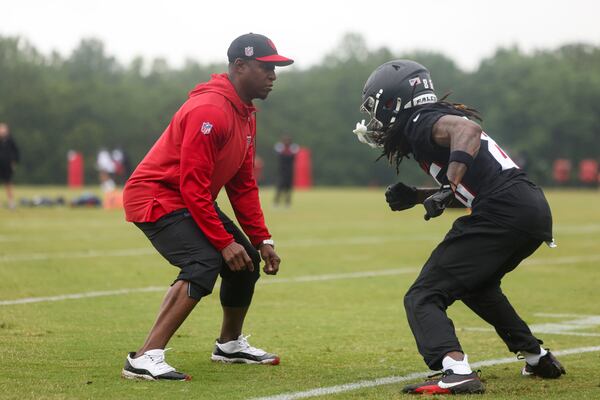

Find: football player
[353,60,565,394]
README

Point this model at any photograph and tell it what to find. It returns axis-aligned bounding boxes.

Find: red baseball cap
[227,33,294,67]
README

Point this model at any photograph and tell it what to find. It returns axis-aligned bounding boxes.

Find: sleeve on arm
[225,139,271,247]
[404,109,447,155]
[180,106,235,251]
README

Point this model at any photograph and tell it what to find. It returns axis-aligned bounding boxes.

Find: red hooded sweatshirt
[123,73,271,251]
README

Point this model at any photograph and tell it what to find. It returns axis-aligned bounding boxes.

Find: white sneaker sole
[210,354,280,365]
[121,369,156,381]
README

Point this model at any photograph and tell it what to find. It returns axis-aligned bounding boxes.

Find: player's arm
[415,115,481,220]
[431,115,481,190]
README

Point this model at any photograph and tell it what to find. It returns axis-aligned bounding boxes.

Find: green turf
[1,186,599,399]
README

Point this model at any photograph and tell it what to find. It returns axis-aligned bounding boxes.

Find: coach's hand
[259,244,280,275]
[221,242,254,272]
[385,182,418,211]
[423,184,454,221]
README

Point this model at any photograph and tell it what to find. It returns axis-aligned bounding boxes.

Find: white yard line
[259,268,418,284]
[463,327,600,337]
[522,254,600,266]
[0,236,425,263]
[0,268,419,306]
[1,222,597,243]
[0,286,166,306]
[0,247,155,263]
[2,240,598,264]
[535,313,598,318]
[1,253,599,305]
[0,235,431,263]
[247,346,600,400]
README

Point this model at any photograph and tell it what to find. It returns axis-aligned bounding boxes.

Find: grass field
[1,186,599,399]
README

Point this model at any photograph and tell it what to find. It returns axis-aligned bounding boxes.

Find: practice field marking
[0,247,156,263]
[3,228,599,263]
[0,286,166,306]
[464,313,600,338]
[247,346,600,400]
[2,248,598,265]
[1,253,599,305]
[521,254,600,266]
[0,268,419,306]
[2,222,598,244]
[0,235,435,263]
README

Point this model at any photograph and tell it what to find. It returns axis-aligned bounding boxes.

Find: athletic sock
[442,354,473,375]
[521,346,548,366]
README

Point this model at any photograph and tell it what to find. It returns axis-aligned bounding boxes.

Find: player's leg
[1,167,14,208]
[402,249,484,394]
[136,280,199,355]
[402,215,534,394]
[122,210,222,381]
[461,237,542,353]
[284,187,292,206]
[6,181,15,208]
[462,282,540,352]
[274,184,282,206]
[404,251,464,370]
[211,206,279,365]
[462,237,565,378]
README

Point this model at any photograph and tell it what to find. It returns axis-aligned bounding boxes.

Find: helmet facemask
[353,89,402,148]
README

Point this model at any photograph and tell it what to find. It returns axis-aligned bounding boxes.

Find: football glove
[423,184,454,221]
[385,182,418,211]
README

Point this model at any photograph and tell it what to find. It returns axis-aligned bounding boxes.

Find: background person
[96,147,116,192]
[0,123,19,209]
[111,147,132,185]
[121,33,292,381]
[354,59,565,395]
[273,135,299,207]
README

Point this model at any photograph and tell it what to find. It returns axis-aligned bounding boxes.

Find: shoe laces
[426,371,445,380]
[426,369,481,380]
[144,348,175,374]
[237,334,266,356]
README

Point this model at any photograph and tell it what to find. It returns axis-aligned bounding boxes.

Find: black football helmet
[353,60,437,148]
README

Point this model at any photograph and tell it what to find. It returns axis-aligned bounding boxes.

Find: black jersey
[404,105,528,207]
[403,105,553,242]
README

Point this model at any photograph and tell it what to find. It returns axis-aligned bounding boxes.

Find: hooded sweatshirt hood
[188,73,255,118]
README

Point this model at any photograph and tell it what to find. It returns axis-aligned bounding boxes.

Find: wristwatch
[260,239,275,248]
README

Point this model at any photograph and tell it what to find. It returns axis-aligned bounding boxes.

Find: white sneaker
[211,334,280,365]
[121,349,191,381]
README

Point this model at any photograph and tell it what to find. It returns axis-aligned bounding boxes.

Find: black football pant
[403,214,543,371]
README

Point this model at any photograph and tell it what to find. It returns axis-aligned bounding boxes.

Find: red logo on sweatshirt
[201,122,213,135]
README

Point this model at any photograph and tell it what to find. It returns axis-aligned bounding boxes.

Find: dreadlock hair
[374,93,482,173]
[374,110,414,173]
[435,93,482,122]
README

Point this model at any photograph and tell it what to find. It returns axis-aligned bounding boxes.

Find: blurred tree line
[0,33,598,186]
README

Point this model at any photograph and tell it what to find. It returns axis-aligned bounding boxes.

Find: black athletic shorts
[0,164,13,183]
[135,204,261,304]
